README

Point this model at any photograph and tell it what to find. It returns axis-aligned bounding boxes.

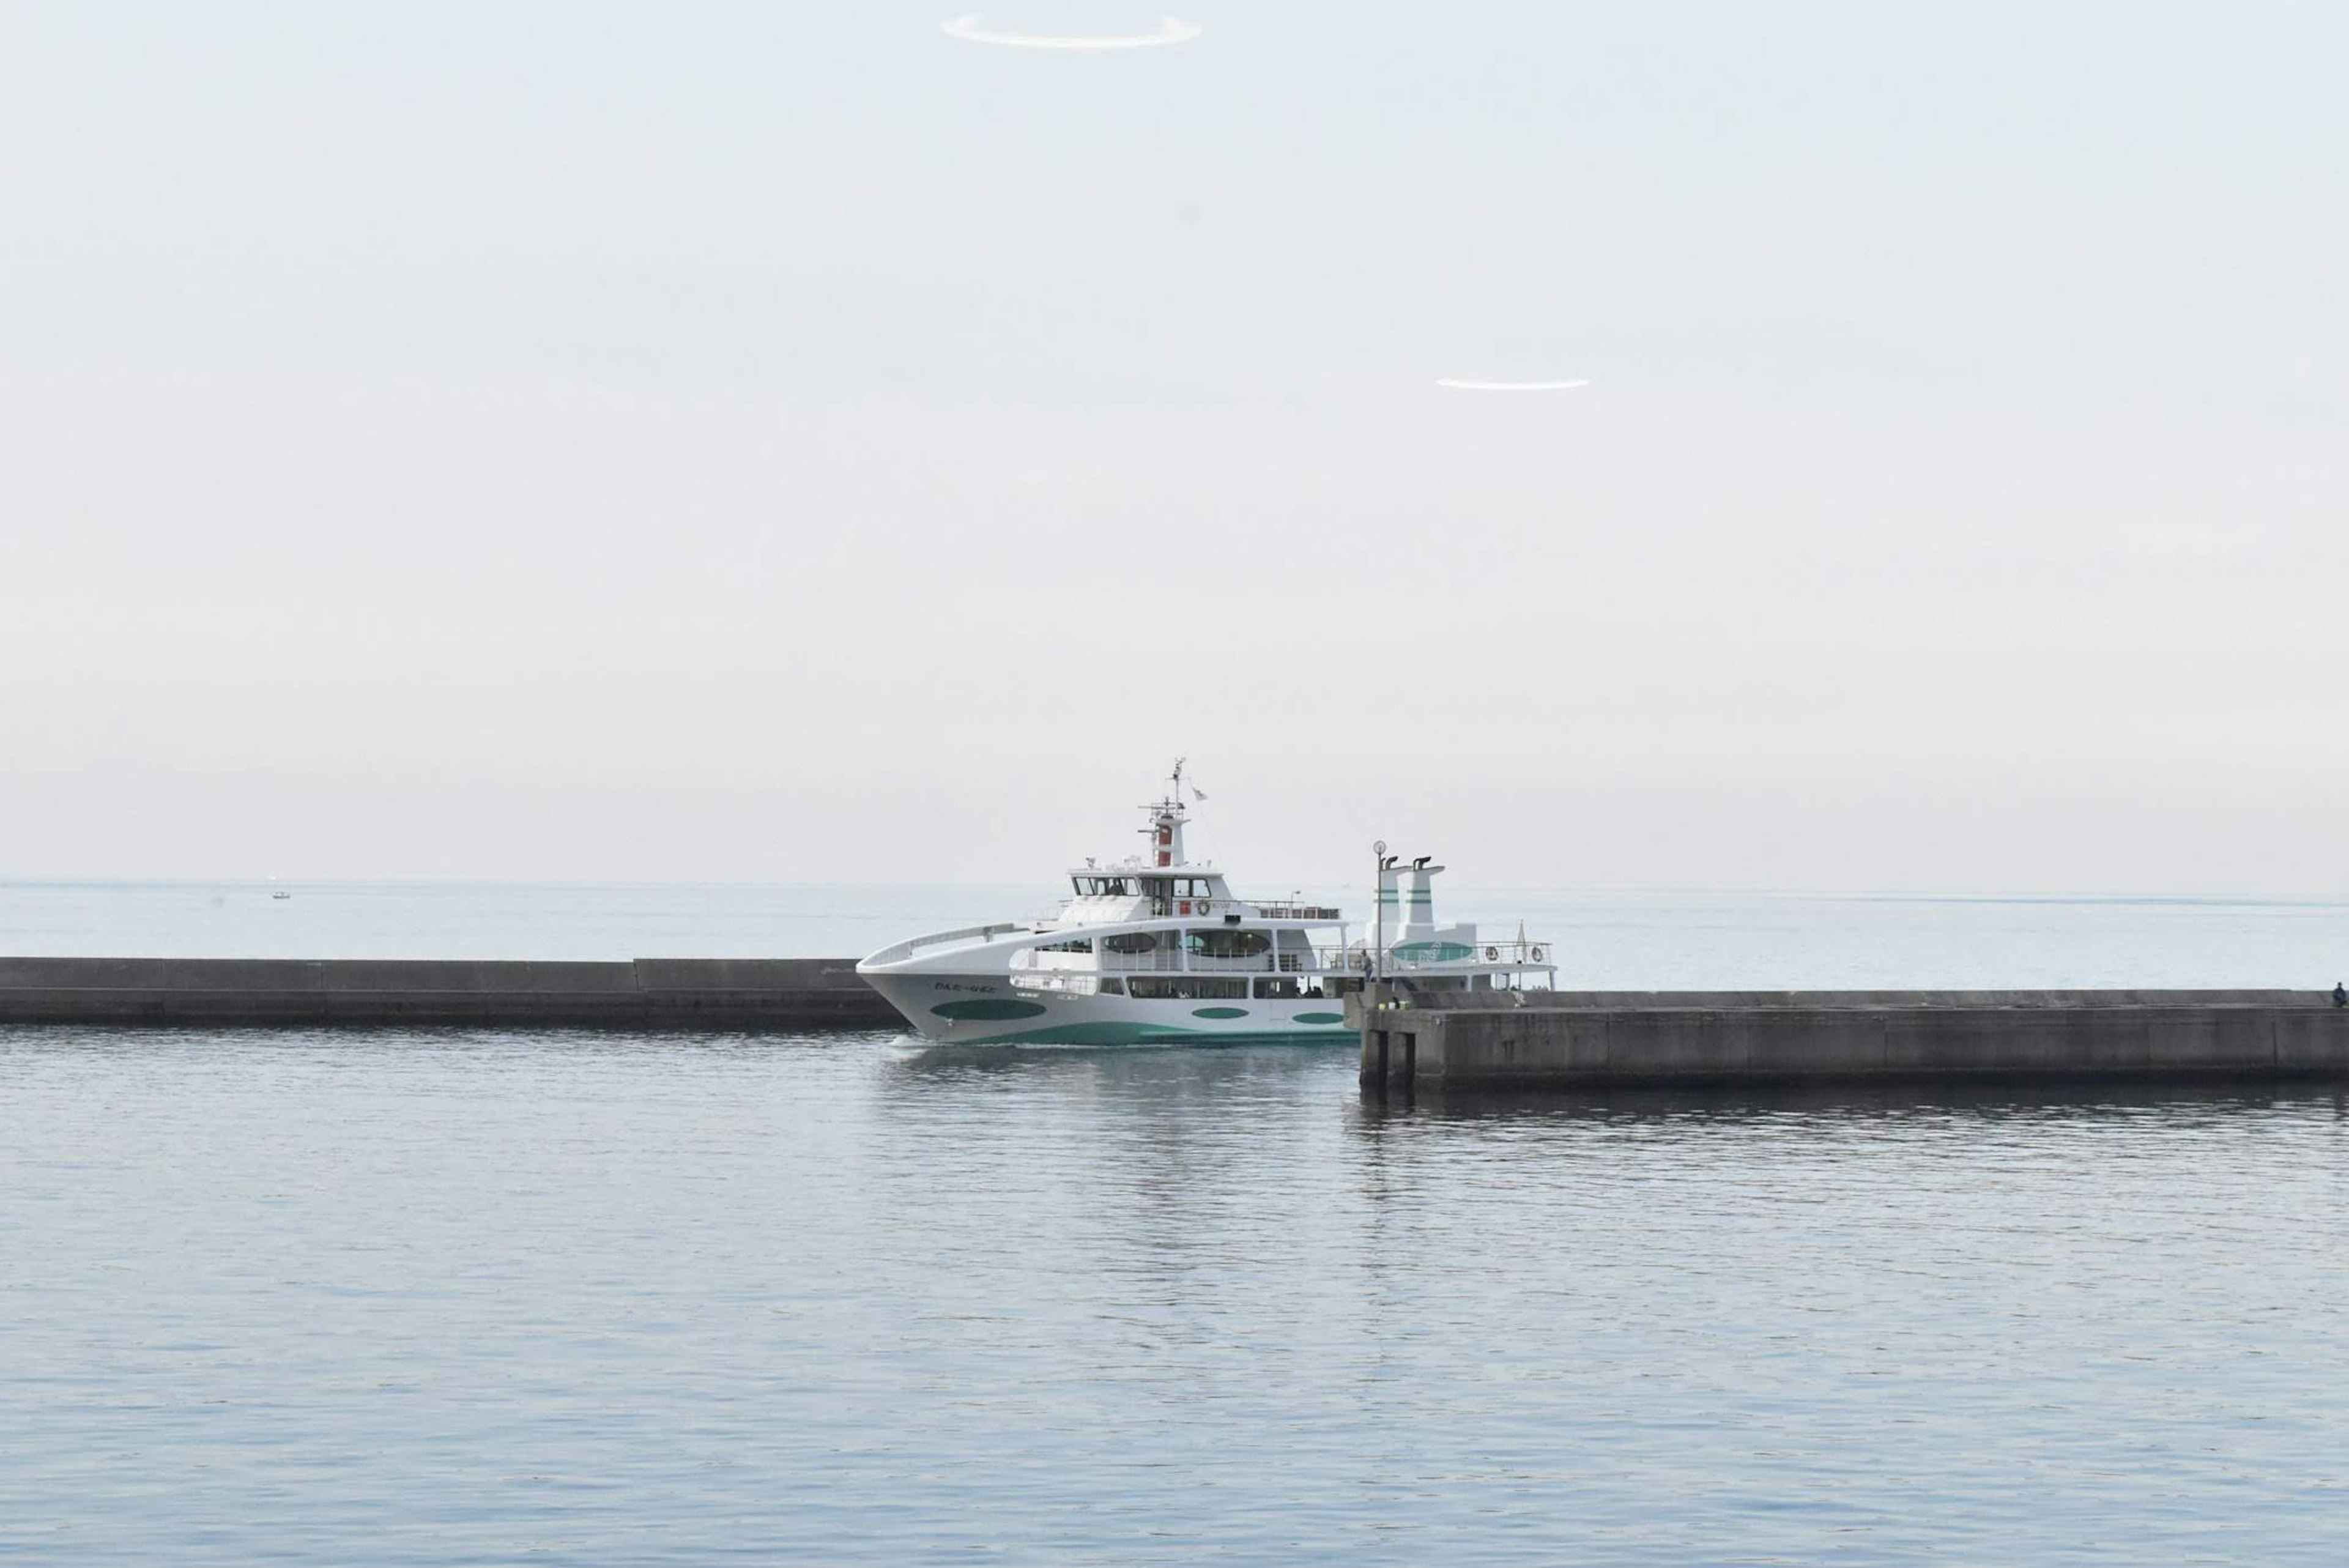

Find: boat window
[1127,976,1247,1000]
[1184,929,1270,960]
[1097,978,1124,995]
[1102,932,1157,955]
[1254,976,1303,1000]
[1034,935,1094,954]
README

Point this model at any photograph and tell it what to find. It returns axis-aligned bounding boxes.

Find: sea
[6,880,2349,1566]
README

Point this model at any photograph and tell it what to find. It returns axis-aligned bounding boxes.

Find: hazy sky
[2,2,2343,894]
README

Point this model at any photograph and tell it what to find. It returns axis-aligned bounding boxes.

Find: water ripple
[5,1030,2348,1564]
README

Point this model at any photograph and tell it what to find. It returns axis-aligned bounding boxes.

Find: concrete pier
[0,956,899,1031]
[1356,989,2349,1088]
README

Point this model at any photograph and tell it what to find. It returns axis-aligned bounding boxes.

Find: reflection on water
[7,1028,2349,1566]
[1363,1074,2349,1126]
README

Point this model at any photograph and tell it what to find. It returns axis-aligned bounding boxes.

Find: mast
[1143,757,1189,868]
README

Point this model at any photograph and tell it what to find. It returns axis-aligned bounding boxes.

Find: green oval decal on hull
[930,998,1049,1021]
[1190,1006,1249,1020]
[1293,1012,1346,1025]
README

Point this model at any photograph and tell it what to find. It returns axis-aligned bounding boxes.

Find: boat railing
[1008,938,1557,975]
[1382,938,1556,971]
[862,922,1026,967]
[1249,901,1345,921]
[1277,939,1559,974]
[1098,950,1190,973]
[1014,948,1190,974]
[1140,900,1244,921]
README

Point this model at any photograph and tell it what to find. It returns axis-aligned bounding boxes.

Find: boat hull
[859,970,1353,1045]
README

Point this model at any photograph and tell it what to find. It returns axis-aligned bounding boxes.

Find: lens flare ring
[940,14,1205,51]
[1434,378,1594,392]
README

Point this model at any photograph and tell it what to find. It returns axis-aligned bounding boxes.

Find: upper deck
[1012,923,1553,976]
[1060,866,1345,925]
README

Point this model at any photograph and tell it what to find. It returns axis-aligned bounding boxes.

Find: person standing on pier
[2335,981,2347,1009]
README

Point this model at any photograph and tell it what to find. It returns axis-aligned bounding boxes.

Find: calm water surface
[9,1035,2349,1564]
[6,888,2349,1563]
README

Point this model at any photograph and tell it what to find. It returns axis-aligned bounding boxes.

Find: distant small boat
[271,890,291,901]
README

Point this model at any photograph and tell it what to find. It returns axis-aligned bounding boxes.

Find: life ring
[1530,945,1546,962]
[1483,945,1500,962]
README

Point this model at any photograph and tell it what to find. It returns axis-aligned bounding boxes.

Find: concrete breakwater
[0,956,899,1031]
[1356,989,2349,1088]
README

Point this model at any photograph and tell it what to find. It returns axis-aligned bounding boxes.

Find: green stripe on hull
[930,998,1048,1021]
[951,1021,1191,1046]
[948,1021,1353,1046]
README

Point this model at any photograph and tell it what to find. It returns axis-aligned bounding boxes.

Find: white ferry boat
[857,764,1556,1045]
